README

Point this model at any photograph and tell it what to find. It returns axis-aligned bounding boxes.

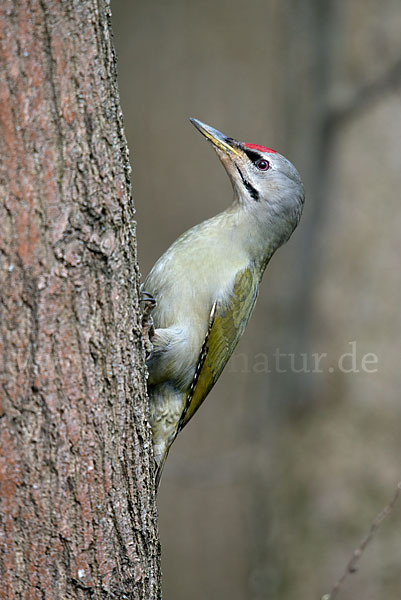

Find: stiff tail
[154,448,170,491]
[149,382,186,492]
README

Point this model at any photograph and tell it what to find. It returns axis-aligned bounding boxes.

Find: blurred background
[112,2,401,599]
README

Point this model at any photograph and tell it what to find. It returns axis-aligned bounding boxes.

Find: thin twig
[321,481,401,600]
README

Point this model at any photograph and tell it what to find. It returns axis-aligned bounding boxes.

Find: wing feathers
[178,267,258,430]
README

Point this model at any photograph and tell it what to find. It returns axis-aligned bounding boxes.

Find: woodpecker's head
[190,118,305,244]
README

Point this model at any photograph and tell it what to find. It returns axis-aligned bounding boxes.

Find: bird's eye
[255,159,269,171]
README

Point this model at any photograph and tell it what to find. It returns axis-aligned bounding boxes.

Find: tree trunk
[0,1,160,598]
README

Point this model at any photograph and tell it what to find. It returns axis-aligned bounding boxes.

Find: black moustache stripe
[236,166,260,201]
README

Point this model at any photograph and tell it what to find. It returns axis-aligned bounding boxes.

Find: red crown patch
[244,143,277,154]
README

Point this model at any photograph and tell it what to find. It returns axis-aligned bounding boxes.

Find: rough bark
[0,1,160,599]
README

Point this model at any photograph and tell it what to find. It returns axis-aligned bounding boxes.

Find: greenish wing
[177,267,258,432]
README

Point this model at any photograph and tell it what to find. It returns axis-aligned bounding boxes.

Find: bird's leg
[140,289,156,359]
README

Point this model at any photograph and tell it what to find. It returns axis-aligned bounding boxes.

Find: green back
[178,267,258,431]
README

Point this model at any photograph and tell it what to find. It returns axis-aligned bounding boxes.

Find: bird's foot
[140,289,156,359]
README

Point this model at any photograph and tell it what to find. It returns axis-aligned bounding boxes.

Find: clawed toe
[140,288,156,358]
[140,289,156,314]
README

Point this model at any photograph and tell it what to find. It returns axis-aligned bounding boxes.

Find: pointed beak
[190,118,242,158]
